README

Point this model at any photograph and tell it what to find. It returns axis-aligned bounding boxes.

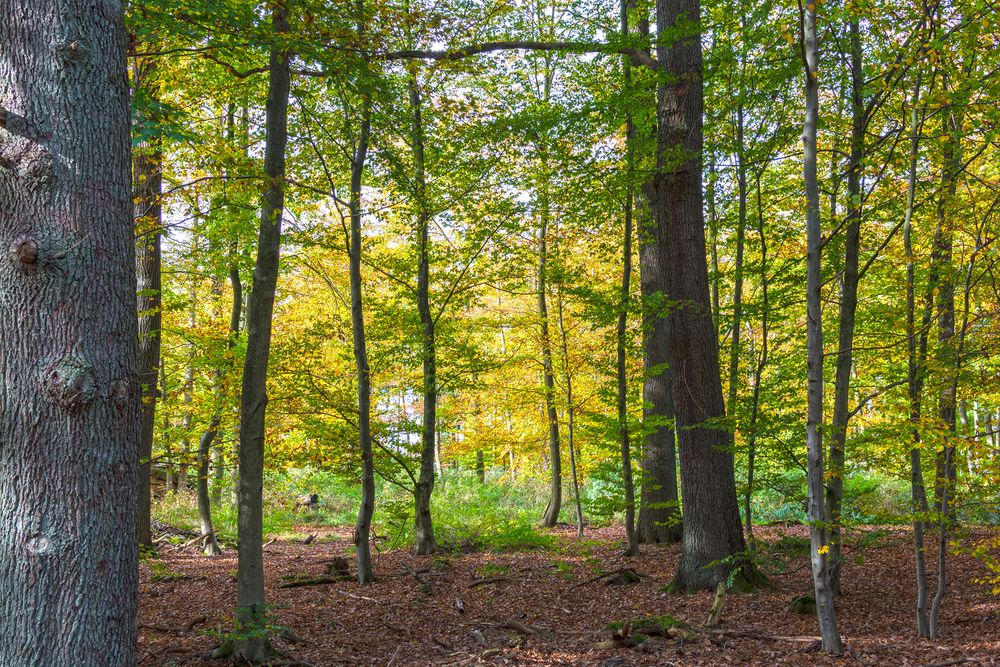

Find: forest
[0,0,997,664]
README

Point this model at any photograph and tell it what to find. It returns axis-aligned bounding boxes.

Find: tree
[233,2,291,660]
[134,51,164,549]
[0,2,138,662]
[800,0,844,652]
[648,0,754,590]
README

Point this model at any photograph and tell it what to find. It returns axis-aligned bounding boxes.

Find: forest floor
[139,524,999,666]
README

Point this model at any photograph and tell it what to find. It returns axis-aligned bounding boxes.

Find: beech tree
[0,1,138,662]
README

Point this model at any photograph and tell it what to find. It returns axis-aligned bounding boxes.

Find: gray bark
[0,2,138,663]
[235,4,290,658]
[801,0,844,652]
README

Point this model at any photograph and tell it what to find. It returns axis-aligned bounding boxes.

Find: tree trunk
[617,0,638,556]
[636,218,681,544]
[744,175,769,542]
[409,74,437,556]
[828,17,864,596]
[537,146,562,528]
[934,77,962,522]
[0,3,138,662]
[801,0,844,652]
[650,0,752,590]
[234,4,290,658]
[133,55,163,549]
[349,104,375,584]
[197,418,223,556]
[556,285,585,537]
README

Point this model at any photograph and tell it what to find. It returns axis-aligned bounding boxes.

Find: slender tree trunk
[537,145,562,528]
[233,4,290,659]
[744,175,769,542]
[0,3,138,661]
[650,0,752,590]
[134,55,163,549]
[409,75,437,555]
[161,358,176,491]
[181,255,197,491]
[828,18,864,596]
[707,158,721,333]
[197,267,241,556]
[349,104,375,584]
[556,286,585,537]
[801,0,843,652]
[934,78,962,522]
[197,419,223,556]
[727,102,748,459]
[618,0,638,556]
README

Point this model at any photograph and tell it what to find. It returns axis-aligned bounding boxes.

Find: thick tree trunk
[0,2,138,662]
[234,4,290,658]
[410,75,437,556]
[801,0,844,652]
[828,18,864,596]
[349,108,375,584]
[636,216,681,545]
[650,0,751,590]
[133,55,163,549]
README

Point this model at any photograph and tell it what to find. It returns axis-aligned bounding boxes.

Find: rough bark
[649,0,751,589]
[410,75,437,556]
[133,55,163,549]
[828,17,864,596]
[801,0,844,652]
[0,2,138,662]
[634,0,680,547]
[235,4,290,658]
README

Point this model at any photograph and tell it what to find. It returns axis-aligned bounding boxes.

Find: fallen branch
[701,628,823,643]
[468,576,510,588]
[562,568,644,594]
[918,659,984,667]
[476,620,552,636]
[279,575,349,589]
